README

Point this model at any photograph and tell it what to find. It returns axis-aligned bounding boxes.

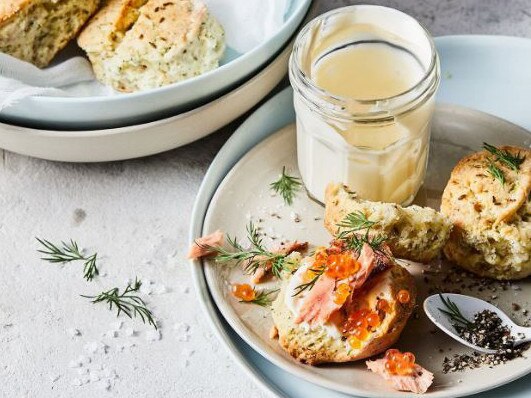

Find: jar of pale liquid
[289,5,440,204]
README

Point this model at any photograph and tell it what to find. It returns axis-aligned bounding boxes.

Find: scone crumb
[269,325,279,340]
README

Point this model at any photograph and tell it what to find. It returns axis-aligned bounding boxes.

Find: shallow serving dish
[0,40,293,162]
[0,0,312,130]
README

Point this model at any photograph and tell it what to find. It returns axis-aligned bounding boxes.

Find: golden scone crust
[78,0,225,92]
[325,183,452,263]
[271,264,415,365]
[0,0,100,67]
[441,146,531,280]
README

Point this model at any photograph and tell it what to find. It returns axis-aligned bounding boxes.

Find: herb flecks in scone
[441,144,531,280]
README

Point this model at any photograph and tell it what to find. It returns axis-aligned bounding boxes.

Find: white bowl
[0,0,312,130]
[0,41,292,162]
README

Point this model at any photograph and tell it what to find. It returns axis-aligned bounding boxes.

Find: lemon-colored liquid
[314,44,423,101]
[295,40,436,204]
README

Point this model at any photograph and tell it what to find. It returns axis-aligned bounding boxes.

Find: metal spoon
[423,293,531,354]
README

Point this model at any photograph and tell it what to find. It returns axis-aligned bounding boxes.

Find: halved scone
[271,243,416,365]
[325,183,452,263]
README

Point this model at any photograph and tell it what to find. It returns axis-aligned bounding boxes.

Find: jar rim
[290,5,439,114]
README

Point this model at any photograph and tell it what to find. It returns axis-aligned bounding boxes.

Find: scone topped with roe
[78,0,225,92]
[441,144,530,280]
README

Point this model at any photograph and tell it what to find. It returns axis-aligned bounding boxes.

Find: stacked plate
[0,0,313,162]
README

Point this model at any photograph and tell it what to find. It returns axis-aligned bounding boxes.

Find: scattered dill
[483,142,525,171]
[36,238,99,281]
[202,222,288,277]
[243,288,280,307]
[292,266,325,297]
[270,166,302,205]
[487,162,505,185]
[437,293,473,328]
[336,212,387,253]
[82,278,157,329]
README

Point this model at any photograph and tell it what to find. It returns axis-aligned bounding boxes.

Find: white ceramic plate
[199,105,531,398]
[0,41,292,162]
[0,0,312,130]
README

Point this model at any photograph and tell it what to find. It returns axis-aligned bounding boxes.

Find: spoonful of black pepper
[424,293,531,354]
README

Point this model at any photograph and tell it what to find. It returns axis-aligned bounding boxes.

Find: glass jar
[289,5,440,205]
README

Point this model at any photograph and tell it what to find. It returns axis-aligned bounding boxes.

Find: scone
[271,243,416,365]
[77,0,225,92]
[325,183,453,263]
[441,145,531,280]
[0,0,100,67]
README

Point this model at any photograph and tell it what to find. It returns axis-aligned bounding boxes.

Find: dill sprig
[336,212,387,253]
[437,294,473,328]
[487,161,505,185]
[36,238,99,281]
[203,222,287,277]
[292,266,325,297]
[270,166,302,205]
[243,288,280,307]
[82,278,157,329]
[336,211,376,239]
[483,142,525,171]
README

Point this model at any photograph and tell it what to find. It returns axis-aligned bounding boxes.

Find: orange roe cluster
[343,308,382,349]
[232,283,255,301]
[397,289,411,304]
[384,349,416,375]
[325,252,360,279]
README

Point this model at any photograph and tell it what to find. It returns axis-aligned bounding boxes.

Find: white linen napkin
[0,54,97,111]
[0,0,288,110]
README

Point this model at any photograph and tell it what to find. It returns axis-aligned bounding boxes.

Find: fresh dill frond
[82,278,157,329]
[36,238,99,281]
[292,266,325,297]
[201,222,287,276]
[483,142,525,171]
[437,293,473,328]
[243,288,280,307]
[270,166,302,205]
[335,212,387,253]
[487,162,505,185]
[336,211,376,239]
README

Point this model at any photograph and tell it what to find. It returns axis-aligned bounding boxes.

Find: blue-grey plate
[190,36,531,398]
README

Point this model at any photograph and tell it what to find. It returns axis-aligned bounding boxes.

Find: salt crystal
[154,284,167,294]
[49,375,61,383]
[110,321,123,331]
[78,355,91,365]
[77,368,88,375]
[182,286,190,294]
[174,322,191,342]
[84,342,108,355]
[71,378,83,386]
[66,328,81,337]
[125,328,136,337]
[289,212,301,223]
[90,372,101,382]
[146,329,162,342]
[105,330,118,339]
[68,360,82,369]
[97,379,111,391]
[245,212,252,220]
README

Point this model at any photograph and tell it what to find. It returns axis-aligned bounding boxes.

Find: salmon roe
[348,335,362,349]
[384,349,416,375]
[343,308,381,338]
[333,283,351,305]
[377,298,391,313]
[397,289,411,304]
[231,283,255,302]
[325,253,360,280]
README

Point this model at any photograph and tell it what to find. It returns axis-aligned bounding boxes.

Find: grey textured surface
[1,1,531,397]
